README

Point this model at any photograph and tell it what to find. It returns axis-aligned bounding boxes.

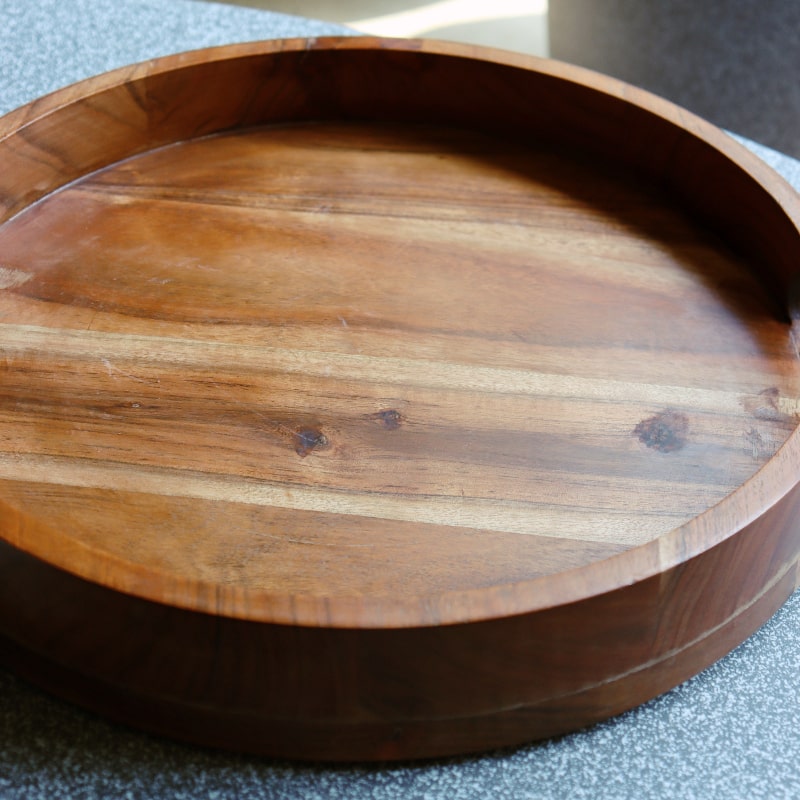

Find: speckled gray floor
[1,1,799,797]
[0,0,352,116]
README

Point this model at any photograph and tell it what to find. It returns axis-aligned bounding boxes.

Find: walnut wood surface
[0,37,799,759]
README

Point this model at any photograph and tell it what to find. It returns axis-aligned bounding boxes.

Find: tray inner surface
[0,122,798,608]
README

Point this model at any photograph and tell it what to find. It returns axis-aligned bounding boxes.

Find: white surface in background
[350,0,547,36]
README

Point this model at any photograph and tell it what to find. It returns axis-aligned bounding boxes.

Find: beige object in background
[204,0,550,54]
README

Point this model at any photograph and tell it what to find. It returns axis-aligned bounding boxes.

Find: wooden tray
[0,38,799,761]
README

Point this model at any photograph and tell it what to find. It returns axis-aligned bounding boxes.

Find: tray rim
[1,35,799,629]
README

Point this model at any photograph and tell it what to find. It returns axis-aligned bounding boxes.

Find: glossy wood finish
[0,38,799,759]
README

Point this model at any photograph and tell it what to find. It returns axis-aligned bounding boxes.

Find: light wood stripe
[2,322,792,415]
[0,452,689,545]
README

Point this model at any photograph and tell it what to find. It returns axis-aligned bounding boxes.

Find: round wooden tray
[0,38,799,761]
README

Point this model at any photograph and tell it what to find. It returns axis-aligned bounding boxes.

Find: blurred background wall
[548,0,800,158]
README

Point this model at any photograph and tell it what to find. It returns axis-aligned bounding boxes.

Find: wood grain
[0,37,799,759]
